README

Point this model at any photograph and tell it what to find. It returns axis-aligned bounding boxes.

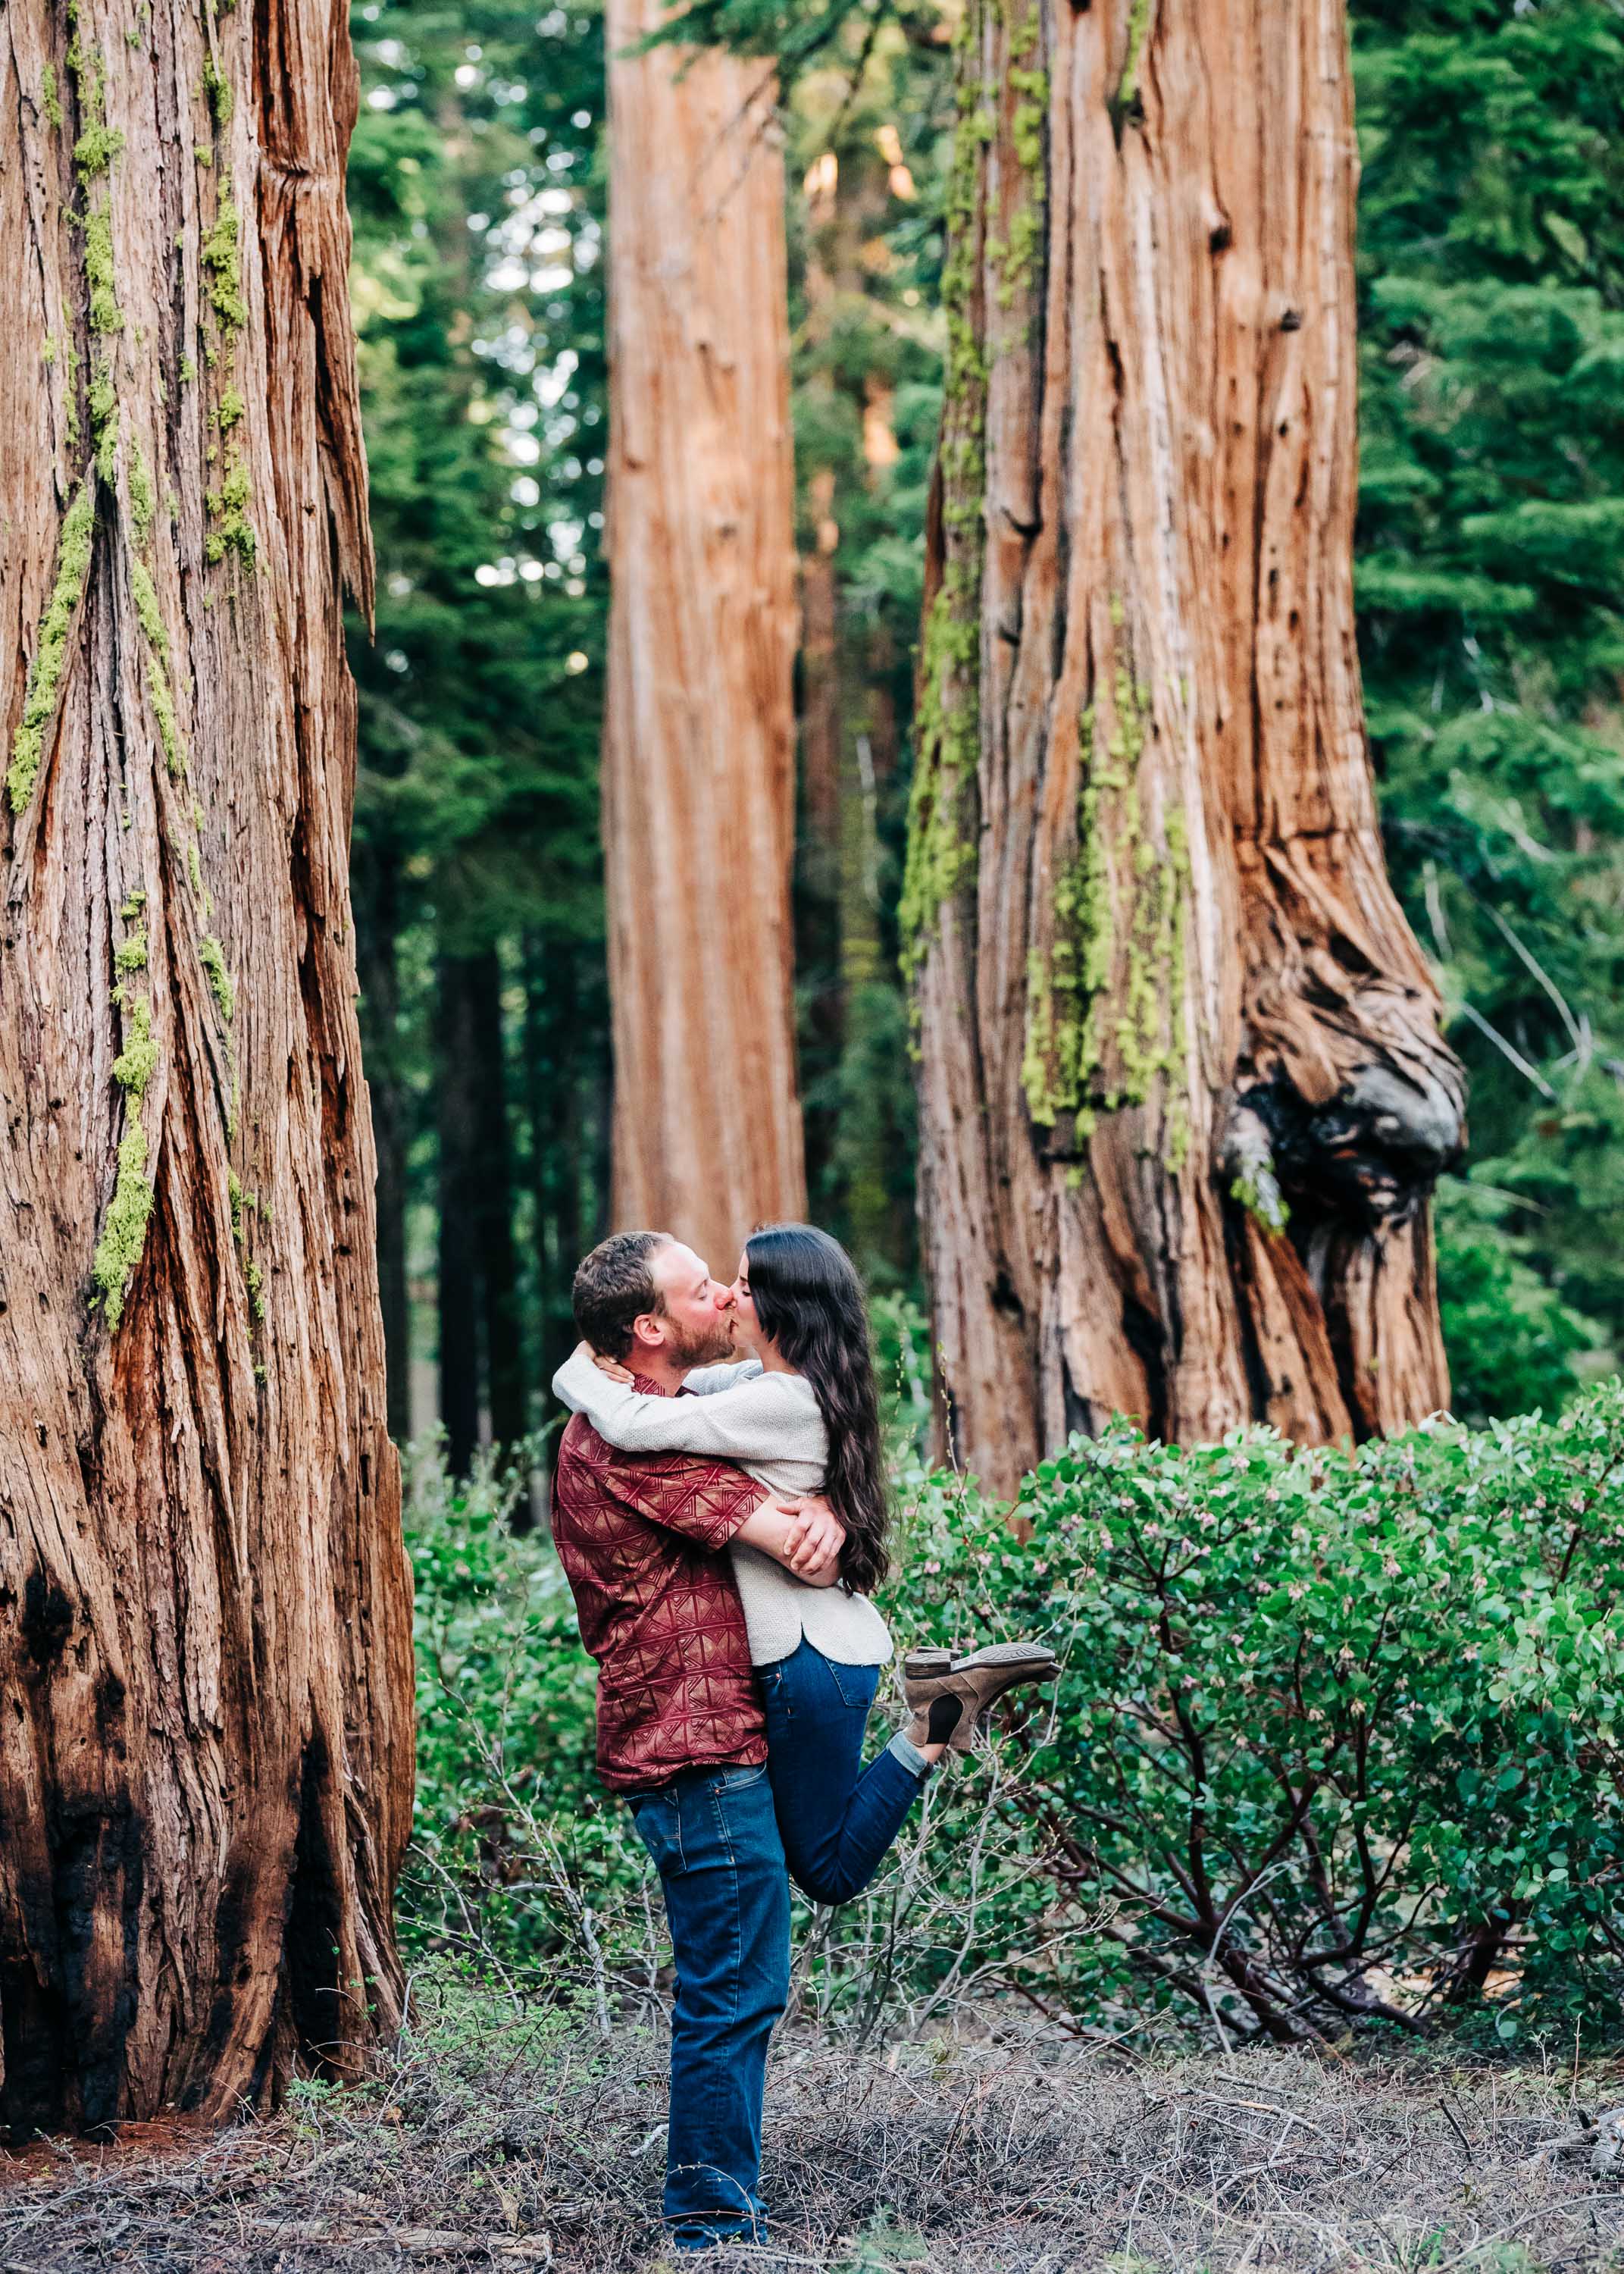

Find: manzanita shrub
[890,1380,1624,2047]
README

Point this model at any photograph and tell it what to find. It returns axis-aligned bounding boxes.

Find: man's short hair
[572,1231,673,1362]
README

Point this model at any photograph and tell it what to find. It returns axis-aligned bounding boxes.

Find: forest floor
[2,1972,1622,2273]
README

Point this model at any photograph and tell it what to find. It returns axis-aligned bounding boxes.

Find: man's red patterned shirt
[550,1383,768,1792]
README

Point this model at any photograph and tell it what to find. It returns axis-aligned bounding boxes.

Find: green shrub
[402,1435,643,1978]
[1435,1173,1599,1424]
[891,1380,1624,2047]
[405,1389,1624,2049]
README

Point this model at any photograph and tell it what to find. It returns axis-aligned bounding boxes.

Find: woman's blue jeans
[759,1640,928,1906]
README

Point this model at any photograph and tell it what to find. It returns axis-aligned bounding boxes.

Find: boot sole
[905,1643,1058,1679]
[950,1641,1057,1673]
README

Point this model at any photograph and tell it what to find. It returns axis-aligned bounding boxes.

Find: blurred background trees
[598,0,807,1270]
[346,0,1624,1473]
[347,0,610,1473]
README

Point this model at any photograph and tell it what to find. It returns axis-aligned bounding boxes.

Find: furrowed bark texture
[905,0,1465,1498]
[0,0,413,2131]
[602,0,806,1273]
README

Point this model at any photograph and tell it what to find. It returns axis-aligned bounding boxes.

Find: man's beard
[664,1313,737,1370]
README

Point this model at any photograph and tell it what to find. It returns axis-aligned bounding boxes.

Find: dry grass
[2,1973,1622,2272]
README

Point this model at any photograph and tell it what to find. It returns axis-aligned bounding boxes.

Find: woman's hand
[584,1339,634,1384]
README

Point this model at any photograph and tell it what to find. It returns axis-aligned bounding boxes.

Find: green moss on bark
[88,369,117,476]
[1117,0,1153,111]
[1022,667,1194,1156]
[1231,1170,1291,1236]
[114,926,149,976]
[205,449,255,567]
[130,562,186,775]
[8,478,96,813]
[201,186,247,334]
[202,52,233,128]
[83,211,123,337]
[93,994,159,1330]
[75,118,126,180]
[92,1118,154,1329]
[61,334,82,449]
[900,6,991,979]
[114,993,159,1098]
[198,935,234,1021]
[129,443,155,546]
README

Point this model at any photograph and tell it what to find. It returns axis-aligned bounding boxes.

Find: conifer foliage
[343,0,1624,1449]
[1353,0,1624,1414]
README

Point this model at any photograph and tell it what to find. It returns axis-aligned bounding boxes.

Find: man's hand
[734,1494,846,1586]
[777,1495,846,1586]
[583,1339,634,1384]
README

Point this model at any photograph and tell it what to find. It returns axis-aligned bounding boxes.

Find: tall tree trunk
[602,0,806,1273]
[0,0,412,2130]
[435,955,482,1475]
[904,0,1466,1498]
[468,948,526,1452]
[797,135,913,1280]
[799,473,843,872]
[523,932,593,1385]
[353,833,411,1445]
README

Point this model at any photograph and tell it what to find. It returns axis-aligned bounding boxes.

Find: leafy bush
[404,1387,1624,2049]
[402,1427,1088,2031]
[402,1435,643,1981]
[1434,1173,1598,1423]
[893,1380,1624,2047]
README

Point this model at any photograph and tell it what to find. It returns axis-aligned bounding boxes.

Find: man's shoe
[901,1640,1057,1753]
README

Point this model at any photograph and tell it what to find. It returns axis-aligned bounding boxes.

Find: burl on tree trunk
[601,0,806,1274]
[0,0,414,2131]
[905,0,1465,1499]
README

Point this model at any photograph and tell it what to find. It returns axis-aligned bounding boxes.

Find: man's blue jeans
[759,1640,928,1906]
[628,1762,790,2249]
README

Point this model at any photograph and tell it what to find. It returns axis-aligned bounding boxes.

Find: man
[550,1229,843,2253]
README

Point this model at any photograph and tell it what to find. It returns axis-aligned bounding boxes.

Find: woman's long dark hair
[745,1223,890,1596]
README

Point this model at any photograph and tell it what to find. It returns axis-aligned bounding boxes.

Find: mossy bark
[601,0,806,1273]
[907,0,1465,1496]
[0,0,411,2131]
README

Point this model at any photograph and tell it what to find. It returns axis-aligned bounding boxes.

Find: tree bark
[353,832,411,1445]
[523,932,600,1386]
[904,0,1465,1498]
[435,955,482,1475]
[0,0,413,2129]
[601,0,806,1275]
[468,949,526,1452]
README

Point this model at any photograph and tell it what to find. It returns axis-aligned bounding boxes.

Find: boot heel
[903,1647,953,1679]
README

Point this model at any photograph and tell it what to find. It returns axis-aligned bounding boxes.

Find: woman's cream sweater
[550,1351,893,1669]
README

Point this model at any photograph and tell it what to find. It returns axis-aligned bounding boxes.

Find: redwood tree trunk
[468,949,526,1452]
[905,0,1465,1498]
[354,832,411,1443]
[602,0,806,1273]
[0,0,413,2128]
[436,956,483,1474]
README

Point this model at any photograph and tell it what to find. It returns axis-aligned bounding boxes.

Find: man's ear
[630,1311,666,1355]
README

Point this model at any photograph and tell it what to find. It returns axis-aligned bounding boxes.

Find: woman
[552,1222,1055,1906]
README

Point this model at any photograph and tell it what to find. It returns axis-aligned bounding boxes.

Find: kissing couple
[548,1222,1056,2254]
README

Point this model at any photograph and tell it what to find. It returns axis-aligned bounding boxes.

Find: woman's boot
[900,1640,1057,1753]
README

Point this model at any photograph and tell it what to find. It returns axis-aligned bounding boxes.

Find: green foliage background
[1354,0,1624,1420]
[346,0,1624,2048]
[346,0,1624,1446]
[405,1386,1624,2048]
